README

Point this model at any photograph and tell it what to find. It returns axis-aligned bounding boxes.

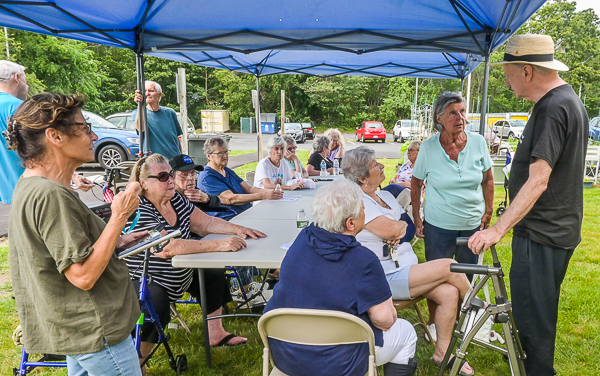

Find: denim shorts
[385,265,413,300]
[423,221,478,265]
[66,335,142,376]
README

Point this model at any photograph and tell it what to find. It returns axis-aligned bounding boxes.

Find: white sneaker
[425,323,437,342]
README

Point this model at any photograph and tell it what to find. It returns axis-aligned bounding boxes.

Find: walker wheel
[176,354,188,374]
[496,207,506,216]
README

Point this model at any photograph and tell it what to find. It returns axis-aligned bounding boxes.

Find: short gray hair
[204,136,227,154]
[145,80,162,93]
[432,92,464,132]
[312,179,363,234]
[342,146,376,185]
[408,140,422,151]
[0,60,25,83]
[313,135,330,153]
[283,135,297,146]
[267,136,285,150]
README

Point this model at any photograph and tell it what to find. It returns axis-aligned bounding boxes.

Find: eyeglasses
[71,121,92,135]
[176,171,197,180]
[210,150,229,157]
[148,170,175,182]
[287,146,297,151]
[407,149,419,153]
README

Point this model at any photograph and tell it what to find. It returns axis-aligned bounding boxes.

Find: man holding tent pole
[467,34,588,375]
[133,80,182,159]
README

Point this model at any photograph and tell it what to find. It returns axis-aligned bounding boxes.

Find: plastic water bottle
[333,159,339,175]
[275,183,282,194]
[320,159,327,176]
[296,209,309,233]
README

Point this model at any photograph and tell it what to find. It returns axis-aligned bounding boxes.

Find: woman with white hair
[306,135,335,176]
[324,127,345,159]
[343,146,475,376]
[254,136,305,190]
[265,179,418,376]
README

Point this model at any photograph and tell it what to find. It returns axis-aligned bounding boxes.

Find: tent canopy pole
[255,75,263,161]
[479,54,490,137]
[135,52,149,156]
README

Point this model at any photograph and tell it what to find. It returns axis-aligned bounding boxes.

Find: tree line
[0,0,598,131]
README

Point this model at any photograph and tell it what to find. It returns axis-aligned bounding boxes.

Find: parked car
[492,119,527,140]
[301,122,314,140]
[277,123,305,143]
[105,111,195,133]
[84,110,139,169]
[465,121,501,153]
[392,119,418,143]
[356,121,386,142]
[589,116,600,141]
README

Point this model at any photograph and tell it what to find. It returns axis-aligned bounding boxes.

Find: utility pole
[281,90,285,135]
[176,68,188,155]
[3,27,9,58]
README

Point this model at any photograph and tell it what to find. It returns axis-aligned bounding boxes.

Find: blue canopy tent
[0,0,549,367]
[0,0,547,152]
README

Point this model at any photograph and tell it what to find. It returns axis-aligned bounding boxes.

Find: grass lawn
[1,160,598,375]
[228,150,255,157]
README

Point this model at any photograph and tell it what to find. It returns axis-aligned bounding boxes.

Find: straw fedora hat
[489,34,569,71]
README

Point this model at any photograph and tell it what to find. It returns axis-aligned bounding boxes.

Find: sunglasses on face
[407,149,419,153]
[148,170,175,182]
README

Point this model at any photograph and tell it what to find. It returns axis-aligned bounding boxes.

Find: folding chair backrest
[245,170,255,186]
[258,308,376,376]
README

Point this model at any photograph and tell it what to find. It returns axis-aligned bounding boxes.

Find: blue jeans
[66,335,142,376]
[423,221,478,280]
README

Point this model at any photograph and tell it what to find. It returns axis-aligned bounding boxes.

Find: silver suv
[392,119,418,143]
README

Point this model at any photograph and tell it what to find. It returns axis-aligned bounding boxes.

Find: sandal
[211,333,247,348]
[431,356,475,376]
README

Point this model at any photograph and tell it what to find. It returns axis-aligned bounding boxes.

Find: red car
[356,121,387,142]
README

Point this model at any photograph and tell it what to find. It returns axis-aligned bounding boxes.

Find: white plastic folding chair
[584,145,599,183]
[245,170,256,186]
[258,308,376,376]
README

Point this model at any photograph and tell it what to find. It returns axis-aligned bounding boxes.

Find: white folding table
[171,177,342,366]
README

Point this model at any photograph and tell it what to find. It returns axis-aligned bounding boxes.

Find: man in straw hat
[467,34,589,375]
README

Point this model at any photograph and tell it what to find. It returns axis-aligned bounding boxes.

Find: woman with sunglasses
[282,135,308,178]
[126,154,266,361]
[6,94,145,375]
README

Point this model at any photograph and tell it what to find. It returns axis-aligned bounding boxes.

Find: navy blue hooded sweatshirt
[265,223,392,376]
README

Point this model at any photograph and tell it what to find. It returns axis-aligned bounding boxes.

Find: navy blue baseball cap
[169,154,204,172]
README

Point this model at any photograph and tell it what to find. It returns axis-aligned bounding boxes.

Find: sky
[574,0,600,16]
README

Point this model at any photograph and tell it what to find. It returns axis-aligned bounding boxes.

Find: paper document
[280,242,293,250]
[277,195,301,202]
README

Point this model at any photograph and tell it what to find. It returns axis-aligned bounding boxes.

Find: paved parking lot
[230,132,402,159]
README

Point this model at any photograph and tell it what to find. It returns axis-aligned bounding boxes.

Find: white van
[392,119,418,142]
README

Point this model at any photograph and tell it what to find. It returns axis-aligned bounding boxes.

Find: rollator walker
[437,238,527,376]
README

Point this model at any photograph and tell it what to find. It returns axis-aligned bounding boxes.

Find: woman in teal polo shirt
[411,92,494,342]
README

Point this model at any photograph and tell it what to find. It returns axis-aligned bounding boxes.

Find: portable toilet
[240,117,256,133]
[260,113,277,134]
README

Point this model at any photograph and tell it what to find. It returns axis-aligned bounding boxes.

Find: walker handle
[456,237,470,246]
[450,263,491,275]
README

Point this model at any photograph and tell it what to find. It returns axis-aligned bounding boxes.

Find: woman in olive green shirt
[6,93,144,376]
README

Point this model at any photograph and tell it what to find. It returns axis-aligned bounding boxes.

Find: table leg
[198,268,211,368]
